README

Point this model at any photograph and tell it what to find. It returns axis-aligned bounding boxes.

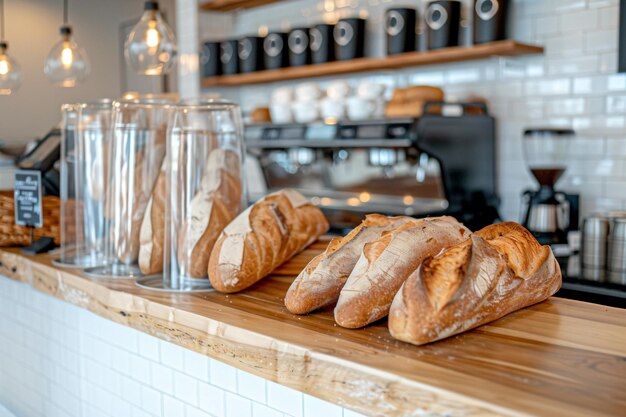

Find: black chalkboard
[14,170,43,228]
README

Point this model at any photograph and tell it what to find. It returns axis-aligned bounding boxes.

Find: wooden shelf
[1,245,626,417]
[200,0,283,12]
[201,40,543,87]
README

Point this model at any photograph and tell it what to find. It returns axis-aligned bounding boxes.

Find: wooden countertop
[0,242,625,417]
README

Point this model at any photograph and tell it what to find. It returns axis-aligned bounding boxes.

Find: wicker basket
[0,191,61,247]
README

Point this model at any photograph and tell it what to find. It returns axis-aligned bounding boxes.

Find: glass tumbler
[55,100,112,268]
[84,99,171,278]
[136,100,246,292]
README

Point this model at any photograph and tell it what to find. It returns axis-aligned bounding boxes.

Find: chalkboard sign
[14,170,43,228]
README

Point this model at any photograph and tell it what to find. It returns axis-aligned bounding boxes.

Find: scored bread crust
[138,166,167,275]
[334,216,470,329]
[388,222,562,346]
[284,214,413,314]
[208,189,329,293]
[177,149,243,278]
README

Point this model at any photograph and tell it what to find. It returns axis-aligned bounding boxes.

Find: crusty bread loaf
[390,85,444,104]
[285,214,413,314]
[108,126,166,265]
[334,216,470,328]
[388,222,562,346]
[138,163,167,275]
[208,189,329,293]
[177,149,243,278]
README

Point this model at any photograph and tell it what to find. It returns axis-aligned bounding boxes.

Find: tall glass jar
[137,99,246,291]
[84,99,172,278]
[55,100,112,268]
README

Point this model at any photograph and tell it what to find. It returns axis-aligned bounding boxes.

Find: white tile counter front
[0,277,363,417]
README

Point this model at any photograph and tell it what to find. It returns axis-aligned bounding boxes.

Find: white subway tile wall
[199,0,626,222]
[0,278,367,417]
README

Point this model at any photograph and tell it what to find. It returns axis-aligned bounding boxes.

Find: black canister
[220,40,239,75]
[264,32,289,70]
[386,8,417,55]
[473,0,509,44]
[424,0,461,50]
[334,18,366,60]
[200,41,221,77]
[310,24,335,64]
[239,36,265,73]
[288,28,311,67]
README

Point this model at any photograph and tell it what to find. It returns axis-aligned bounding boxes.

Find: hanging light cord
[1,0,5,42]
[63,0,68,25]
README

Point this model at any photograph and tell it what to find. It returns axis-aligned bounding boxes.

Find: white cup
[357,81,386,100]
[272,87,294,104]
[295,82,322,101]
[270,103,293,124]
[326,80,351,100]
[346,96,377,121]
[292,100,320,124]
[372,97,386,119]
[320,97,346,121]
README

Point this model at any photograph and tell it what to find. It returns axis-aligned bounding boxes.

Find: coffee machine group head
[522,128,579,245]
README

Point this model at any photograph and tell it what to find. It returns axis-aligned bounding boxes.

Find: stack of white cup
[346,81,386,121]
[270,87,295,124]
[320,81,351,122]
[292,83,322,123]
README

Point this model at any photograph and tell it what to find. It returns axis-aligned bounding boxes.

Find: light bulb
[44,26,90,87]
[61,43,73,68]
[0,58,9,75]
[125,1,177,75]
[0,42,22,95]
[146,22,160,49]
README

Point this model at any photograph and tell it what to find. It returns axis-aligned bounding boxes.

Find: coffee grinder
[521,128,579,245]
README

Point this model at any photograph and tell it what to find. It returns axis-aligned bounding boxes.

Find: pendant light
[0,0,21,95]
[44,0,90,87]
[125,1,177,75]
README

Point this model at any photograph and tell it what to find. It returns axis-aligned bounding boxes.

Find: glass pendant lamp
[125,1,177,75]
[0,0,21,95]
[44,0,90,87]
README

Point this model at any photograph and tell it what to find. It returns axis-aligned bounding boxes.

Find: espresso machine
[521,128,579,245]
[245,102,500,232]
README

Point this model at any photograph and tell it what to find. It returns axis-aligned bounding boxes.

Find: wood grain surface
[201,41,543,87]
[0,242,625,417]
[199,0,283,11]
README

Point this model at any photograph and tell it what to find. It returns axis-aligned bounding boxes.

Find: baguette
[138,162,167,275]
[108,128,166,265]
[177,149,243,278]
[285,214,413,314]
[208,189,329,293]
[334,216,470,328]
[388,222,562,345]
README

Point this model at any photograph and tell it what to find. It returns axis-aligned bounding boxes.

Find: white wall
[0,0,175,145]
[0,276,366,417]
[199,0,626,223]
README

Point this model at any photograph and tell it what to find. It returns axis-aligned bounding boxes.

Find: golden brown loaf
[208,189,329,293]
[177,149,243,278]
[388,222,562,346]
[386,85,444,119]
[138,164,167,275]
[334,216,470,329]
[111,142,166,265]
[285,214,413,314]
